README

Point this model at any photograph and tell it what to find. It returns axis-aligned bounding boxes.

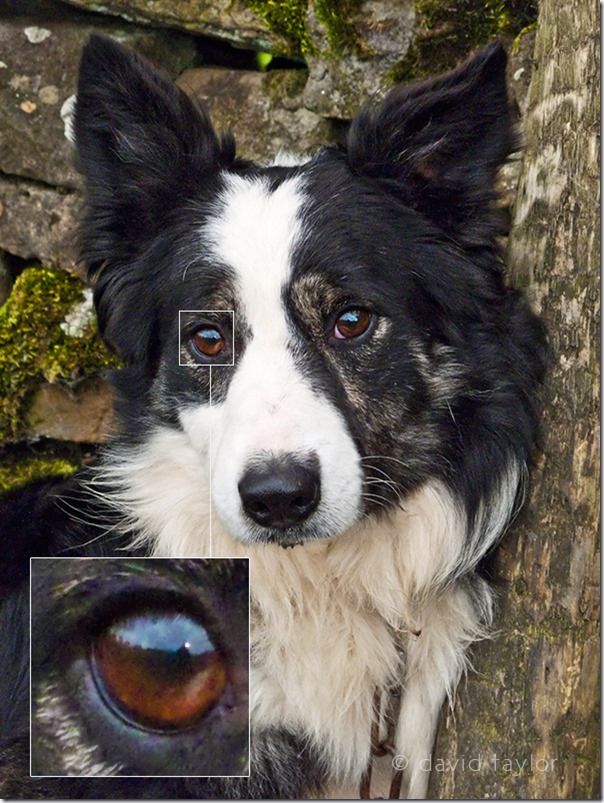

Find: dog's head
[74,36,545,549]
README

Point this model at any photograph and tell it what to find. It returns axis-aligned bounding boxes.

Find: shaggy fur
[0,34,546,799]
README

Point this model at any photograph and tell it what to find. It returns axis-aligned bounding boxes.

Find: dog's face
[74,37,545,548]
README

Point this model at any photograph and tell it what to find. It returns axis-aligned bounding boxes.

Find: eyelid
[183,321,225,339]
[35,568,230,666]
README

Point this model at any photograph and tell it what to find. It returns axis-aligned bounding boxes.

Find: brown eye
[333,308,372,340]
[190,326,225,358]
[92,610,227,730]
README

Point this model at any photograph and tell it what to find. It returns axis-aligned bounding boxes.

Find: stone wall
[0,0,536,490]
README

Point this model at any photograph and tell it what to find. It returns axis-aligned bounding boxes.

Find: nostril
[248,500,270,517]
[238,455,321,530]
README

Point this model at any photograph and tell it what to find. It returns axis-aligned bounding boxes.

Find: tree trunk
[428,0,600,798]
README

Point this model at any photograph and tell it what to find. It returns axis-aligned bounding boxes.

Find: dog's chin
[248,526,317,549]
[230,517,355,550]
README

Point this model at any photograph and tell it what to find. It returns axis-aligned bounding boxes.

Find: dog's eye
[92,610,227,731]
[333,308,373,340]
[190,326,225,358]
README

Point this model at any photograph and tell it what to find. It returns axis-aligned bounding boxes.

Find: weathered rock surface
[26,377,115,442]
[57,1,417,119]
[499,30,538,208]
[0,252,12,306]
[0,176,82,274]
[0,5,197,189]
[507,28,537,118]
[303,0,416,118]
[59,0,286,52]
[177,67,332,162]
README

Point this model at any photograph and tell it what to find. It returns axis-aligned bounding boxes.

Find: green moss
[511,21,537,54]
[0,453,77,494]
[314,0,364,57]
[256,51,274,71]
[245,0,315,56]
[0,266,118,445]
[244,0,365,59]
[390,0,538,83]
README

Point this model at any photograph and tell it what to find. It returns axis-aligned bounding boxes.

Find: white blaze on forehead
[203,172,305,337]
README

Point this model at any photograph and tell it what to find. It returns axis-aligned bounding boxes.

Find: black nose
[238,456,321,530]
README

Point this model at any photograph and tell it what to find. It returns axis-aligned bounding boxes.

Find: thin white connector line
[209,366,213,558]
[177,308,236,558]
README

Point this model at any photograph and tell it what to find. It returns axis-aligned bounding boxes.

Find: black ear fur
[74,35,234,360]
[346,42,515,246]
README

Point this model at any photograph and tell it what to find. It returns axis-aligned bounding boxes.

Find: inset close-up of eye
[30,558,249,778]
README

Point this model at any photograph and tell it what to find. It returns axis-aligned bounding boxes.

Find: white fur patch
[34,679,123,776]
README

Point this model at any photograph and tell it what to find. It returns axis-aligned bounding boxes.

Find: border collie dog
[0,35,545,799]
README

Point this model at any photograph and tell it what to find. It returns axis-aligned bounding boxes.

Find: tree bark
[428,0,600,798]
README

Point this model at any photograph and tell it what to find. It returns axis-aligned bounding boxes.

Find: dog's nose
[238,457,320,529]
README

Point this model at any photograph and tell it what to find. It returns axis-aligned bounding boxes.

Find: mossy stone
[0,452,77,494]
[390,0,538,84]
[244,0,314,55]
[0,266,118,445]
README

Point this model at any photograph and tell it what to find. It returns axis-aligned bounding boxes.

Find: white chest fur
[95,428,494,795]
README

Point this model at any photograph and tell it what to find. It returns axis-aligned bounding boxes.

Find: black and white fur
[0,35,546,799]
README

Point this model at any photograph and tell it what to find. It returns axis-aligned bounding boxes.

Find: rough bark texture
[429,0,600,798]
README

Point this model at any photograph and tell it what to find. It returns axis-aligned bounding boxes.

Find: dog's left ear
[73,35,234,361]
[74,34,233,259]
[346,42,513,244]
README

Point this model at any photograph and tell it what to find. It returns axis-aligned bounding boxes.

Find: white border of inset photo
[178,310,235,367]
[29,555,251,780]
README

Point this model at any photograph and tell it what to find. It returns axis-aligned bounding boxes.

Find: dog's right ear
[74,35,233,360]
[346,42,513,248]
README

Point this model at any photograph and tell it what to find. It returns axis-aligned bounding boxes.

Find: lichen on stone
[389,0,538,83]
[263,68,308,102]
[0,265,118,445]
[511,21,538,54]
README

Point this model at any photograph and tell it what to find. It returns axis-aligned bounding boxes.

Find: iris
[93,610,227,730]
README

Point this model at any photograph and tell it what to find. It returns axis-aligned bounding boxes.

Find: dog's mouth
[244,520,324,549]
